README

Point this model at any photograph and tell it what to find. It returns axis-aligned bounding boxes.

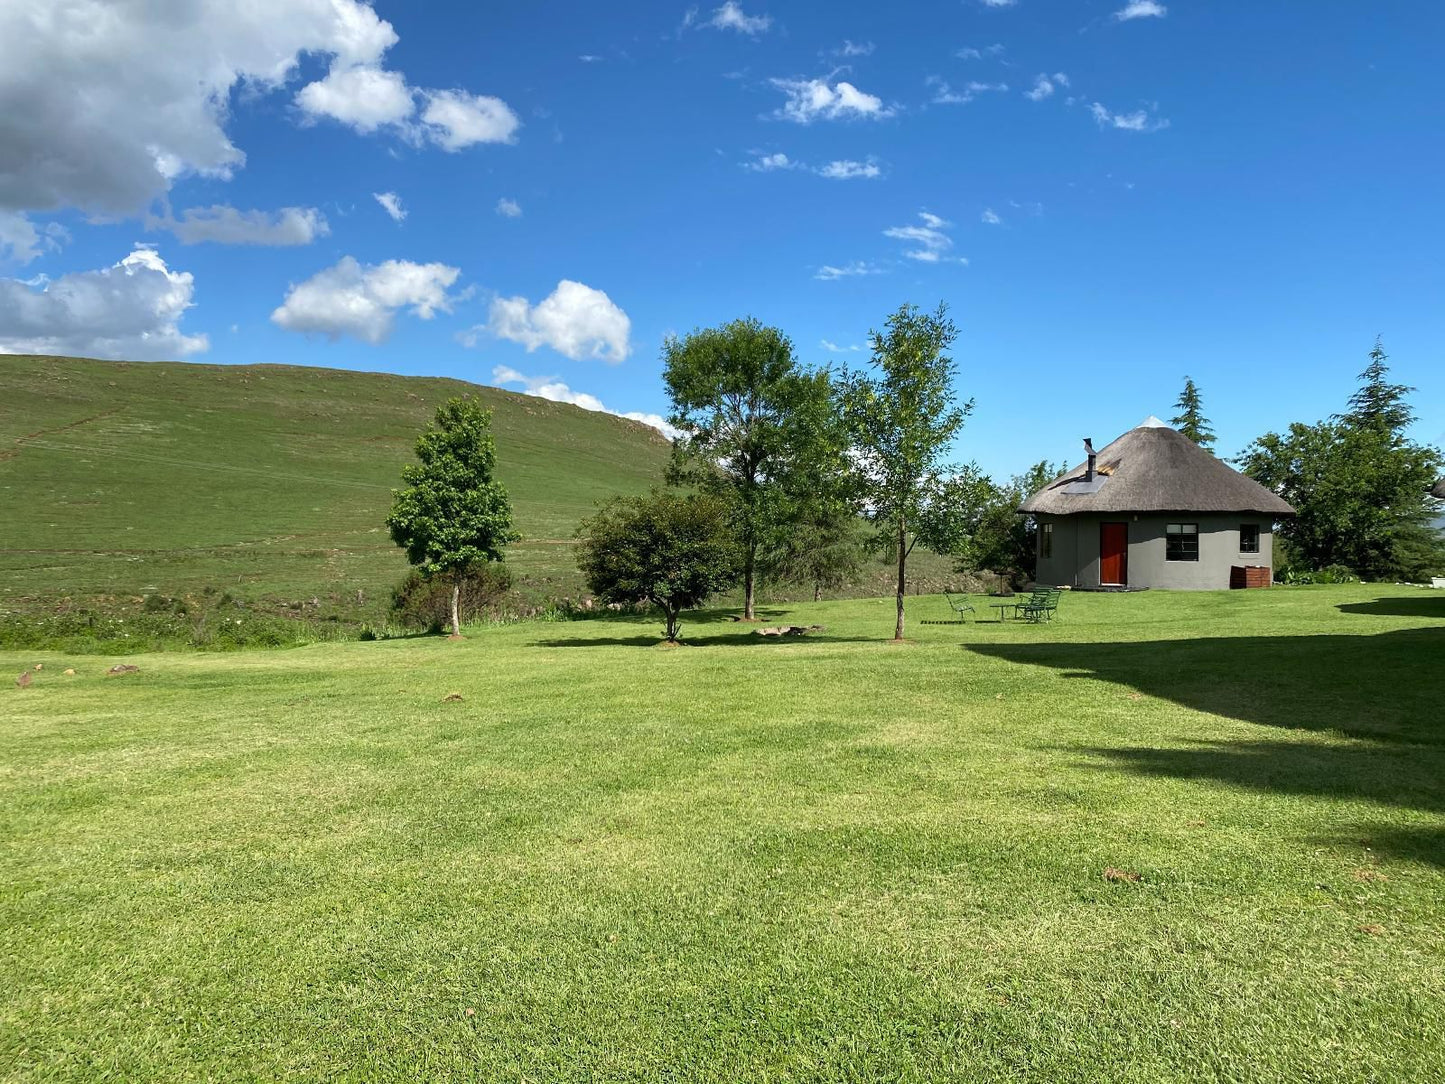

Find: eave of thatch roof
[1019,419,1296,517]
[1433,477,1445,501]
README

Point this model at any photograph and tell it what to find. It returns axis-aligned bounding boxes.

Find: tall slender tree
[386,397,518,636]
[839,302,975,640]
[1171,376,1216,451]
[1341,337,1415,435]
[662,318,836,620]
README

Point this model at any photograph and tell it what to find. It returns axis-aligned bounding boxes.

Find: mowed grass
[3,585,1443,1081]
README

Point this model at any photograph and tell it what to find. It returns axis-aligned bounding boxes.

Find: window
[1240,524,1260,554]
[1166,523,1199,562]
[1039,522,1053,559]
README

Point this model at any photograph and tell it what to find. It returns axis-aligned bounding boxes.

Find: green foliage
[1239,342,1443,581]
[390,564,514,632]
[760,498,866,601]
[955,461,1062,584]
[386,397,519,632]
[839,302,975,637]
[662,319,843,618]
[576,491,740,641]
[1170,376,1216,451]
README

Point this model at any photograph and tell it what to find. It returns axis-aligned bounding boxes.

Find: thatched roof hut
[1021,417,1294,591]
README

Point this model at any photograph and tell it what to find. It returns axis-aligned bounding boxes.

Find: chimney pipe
[1084,437,1096,482]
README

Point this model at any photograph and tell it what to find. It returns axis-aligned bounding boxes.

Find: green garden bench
[1018,587,1061,623]
[944,591,976,621]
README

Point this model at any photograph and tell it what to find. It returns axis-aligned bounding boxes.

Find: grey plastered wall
[1033,513,1274,590]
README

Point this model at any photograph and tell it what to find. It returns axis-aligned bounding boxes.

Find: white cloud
[770,78,892,123]
[1115,0,1166,19]
[1088,101,1170,131]
[0,0,517,219]
[706,2,771,34]
[481,280,631,362]
[0,212,68,264]
[744,152,799,172]
[956,44,1006,60]
[835,40,875,57]
[496,198,523,218]
[929,77,1008,105]
[374,192,406,222]
[0,247,207,358]
[820,339,864,353]
[271,257,460,344]
[154,205,329,245]
[814,261,885,281]
[978,0,1017,7]
[1025,73,1068,101]
[417,90,521,150]
[884,211,966,264]
[817,158,882,180]
[491,366,680,440]
[981,208,1003,225]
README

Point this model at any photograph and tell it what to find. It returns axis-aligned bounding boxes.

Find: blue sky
[2,0,1442,478]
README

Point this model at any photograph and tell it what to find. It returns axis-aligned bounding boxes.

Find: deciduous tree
[576,491,739,642]
[386,397,518,636]
[839,302,975,639]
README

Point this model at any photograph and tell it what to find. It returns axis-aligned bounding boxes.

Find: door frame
[1099,521,1129,586]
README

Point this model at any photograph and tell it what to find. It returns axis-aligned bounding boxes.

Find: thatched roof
[1019,417,1295,517]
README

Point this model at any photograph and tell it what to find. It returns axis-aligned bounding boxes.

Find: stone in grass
[33,663,43,671]
[63,669,76,676]
[1102,866,1142,884]
[15,671,31,688]
[106,664,140,676]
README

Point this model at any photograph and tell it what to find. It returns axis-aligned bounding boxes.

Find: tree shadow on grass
[529,629,876,649]
[967,628,1445,866]
[1336,594,1445,619]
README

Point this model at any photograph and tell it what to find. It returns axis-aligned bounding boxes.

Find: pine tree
[1342,337,1415,435]
[1170,377,1216,452]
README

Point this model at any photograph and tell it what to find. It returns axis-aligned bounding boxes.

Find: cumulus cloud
[814,261,885,281]
[1025,73,1069,102]
[491,366,680,439]
[981,208,1003,225]
[770,78,892,123]
[374,192,406,222]
[0,247,207,358]
[744,152,799,172]
[1089,101,1170,131]
[0,212,68,264]
[479,281,631,363]
[817,159,882,179]
[152,205,329,245]
[0,0,517,220]
[705,2,772,34]
[883,212,966,264]
[270,257,460,344]
[496,198,523,218]
[1115,0,1166,19]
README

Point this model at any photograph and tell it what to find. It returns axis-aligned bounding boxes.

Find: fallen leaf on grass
[1103,867,1142,884]
[441,692,464,702]
[1358,924,1385,936]
[1126,692,1143,702]
[1184,819,1207,828]
[1352,868,1388,883]
[106,664,139,676]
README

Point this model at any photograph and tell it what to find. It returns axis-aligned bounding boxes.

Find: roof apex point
[1138,415,1169,429]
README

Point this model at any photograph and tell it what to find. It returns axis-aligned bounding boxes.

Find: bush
[390,565,514,632]
[1282,564,1360,586]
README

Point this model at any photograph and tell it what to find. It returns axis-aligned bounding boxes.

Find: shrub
[390,565,514,632]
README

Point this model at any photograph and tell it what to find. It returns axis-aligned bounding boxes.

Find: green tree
[761,495,866,601]
[663,318,838,620]
[576,491,740,642]
[956,461,1062,585]
[386,396,518,636]
[839,302,975,639]
[1239,342,1443,581]
[1171,376,1216,451]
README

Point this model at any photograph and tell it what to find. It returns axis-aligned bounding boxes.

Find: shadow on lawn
[1336,594,1445,619]
[967,627,1445,867]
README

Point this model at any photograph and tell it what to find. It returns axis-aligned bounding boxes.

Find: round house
[1019,417,1295,591]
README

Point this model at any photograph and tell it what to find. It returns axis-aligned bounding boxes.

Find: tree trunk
[664,606,680,642]
[895,517,907,640]
[744,545,756,621]
[813,582,821,603]
[449,580,461,637]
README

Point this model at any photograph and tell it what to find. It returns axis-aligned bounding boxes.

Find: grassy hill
[0,354,674,626]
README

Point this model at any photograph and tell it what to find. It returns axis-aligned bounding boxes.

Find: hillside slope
[0,355,672,621]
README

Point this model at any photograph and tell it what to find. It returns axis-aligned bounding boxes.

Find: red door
[1100,523,1129,586]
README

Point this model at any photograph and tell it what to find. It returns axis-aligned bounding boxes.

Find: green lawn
[3,585,1443,1081]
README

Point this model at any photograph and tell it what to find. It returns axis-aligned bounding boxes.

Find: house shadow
[1336,594,1445,619]
[966,627,1445,867]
